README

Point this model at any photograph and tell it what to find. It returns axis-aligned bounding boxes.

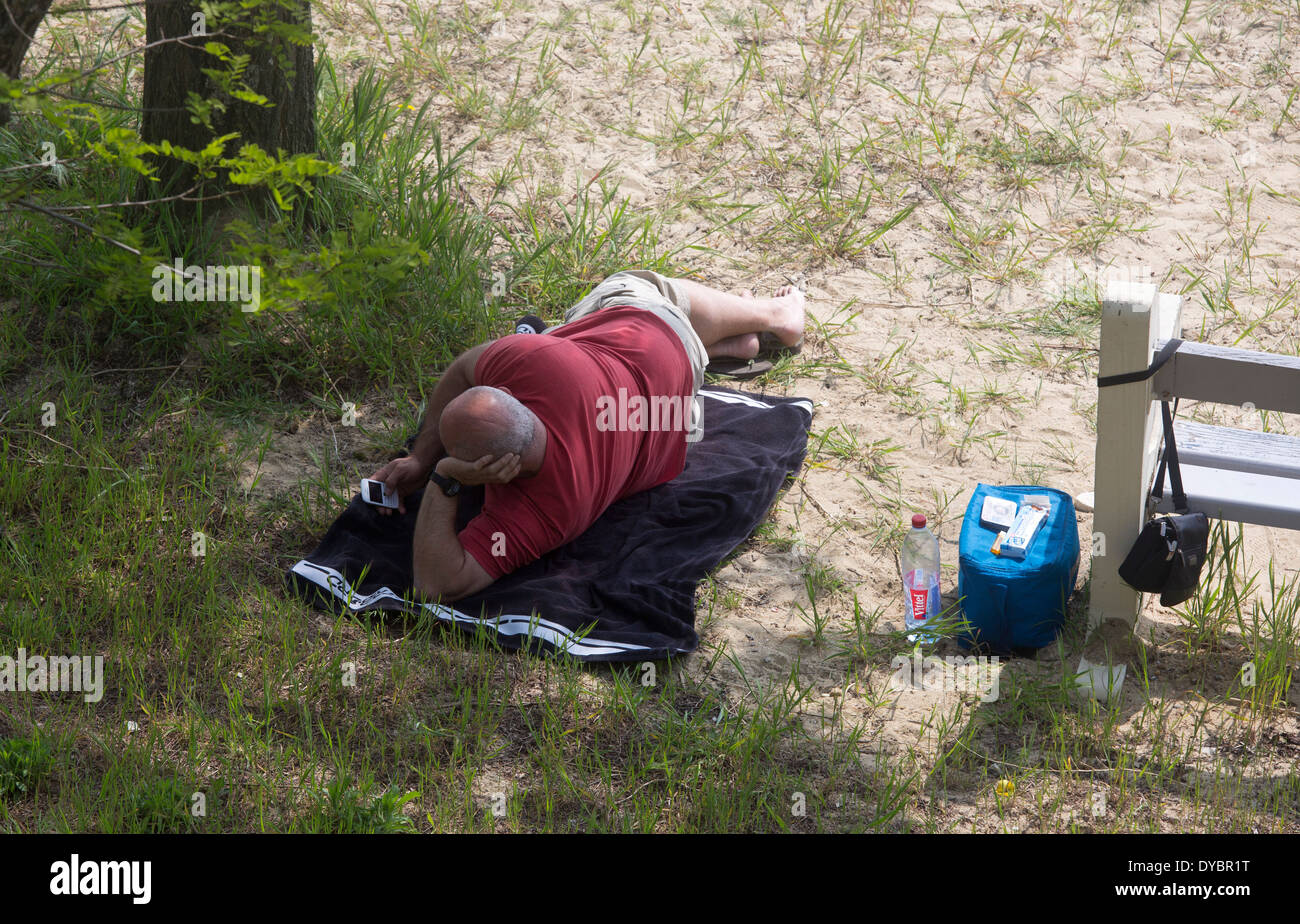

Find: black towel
[286,387,813,661]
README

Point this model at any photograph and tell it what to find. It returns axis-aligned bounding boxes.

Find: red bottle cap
[911,514,926,528]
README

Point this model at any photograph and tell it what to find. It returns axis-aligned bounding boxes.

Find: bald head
[440,386,537,461]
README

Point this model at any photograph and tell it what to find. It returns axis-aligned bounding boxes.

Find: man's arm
[369,340,494,513]
[410,457,495,601]
[409,340,493,469]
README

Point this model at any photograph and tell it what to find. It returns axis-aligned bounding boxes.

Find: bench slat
[1152,462,1300,529]
[1152,339,1300,415]
[1173,421,1300,480]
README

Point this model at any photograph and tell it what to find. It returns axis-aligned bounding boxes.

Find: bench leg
[1088,282,1164,632]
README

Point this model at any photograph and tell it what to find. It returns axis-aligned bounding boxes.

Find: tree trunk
[0,0,54,126]
[140,0,315,207]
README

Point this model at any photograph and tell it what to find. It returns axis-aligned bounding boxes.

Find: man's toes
[767,284,806,347]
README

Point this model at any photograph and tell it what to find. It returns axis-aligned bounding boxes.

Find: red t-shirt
[458,307,695,580]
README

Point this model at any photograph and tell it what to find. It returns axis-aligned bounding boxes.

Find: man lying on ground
[367,270,805,601]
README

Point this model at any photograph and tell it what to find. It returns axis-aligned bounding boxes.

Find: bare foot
[735,284,805,347]
[763,284,806,346]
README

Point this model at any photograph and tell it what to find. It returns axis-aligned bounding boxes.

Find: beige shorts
[547,270,708,394]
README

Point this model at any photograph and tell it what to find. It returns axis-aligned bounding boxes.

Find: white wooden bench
[1087,281,1300,631]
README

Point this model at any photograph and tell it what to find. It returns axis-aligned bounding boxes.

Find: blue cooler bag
[957,484,1080,653]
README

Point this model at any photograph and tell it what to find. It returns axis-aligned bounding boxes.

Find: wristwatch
[428,470,461,497]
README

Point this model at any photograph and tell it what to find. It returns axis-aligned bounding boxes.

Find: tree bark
[0,0,54,126]
[140,0,315,206]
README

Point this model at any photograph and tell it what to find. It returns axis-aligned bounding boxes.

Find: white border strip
[289,559,662,659]
[700,388,813,416]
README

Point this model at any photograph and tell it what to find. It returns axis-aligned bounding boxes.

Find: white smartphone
[360,478,400,509]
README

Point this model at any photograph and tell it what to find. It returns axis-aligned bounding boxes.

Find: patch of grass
[127,777,202,834]
[0,735,53,802]
[495,174,692,321]
[808,424,902,480]
[305,776,419,833]
[1176,522,1254,656]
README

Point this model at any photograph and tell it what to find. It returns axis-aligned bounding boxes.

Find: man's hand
[436,453,522,487]
[368,454,429,515]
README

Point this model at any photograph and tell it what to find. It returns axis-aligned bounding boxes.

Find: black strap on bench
[1151,399,1190,515]
[1096,337,1183,388]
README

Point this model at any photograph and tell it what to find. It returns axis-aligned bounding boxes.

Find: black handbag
[1116,400,1209,606]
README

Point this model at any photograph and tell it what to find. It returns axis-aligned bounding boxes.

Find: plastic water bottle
[902,513,941,642]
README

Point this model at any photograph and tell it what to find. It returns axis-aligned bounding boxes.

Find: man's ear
[495,385,513,397]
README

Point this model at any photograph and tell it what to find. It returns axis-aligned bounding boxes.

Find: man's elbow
[412,562,490,603]
[413,570,463,603]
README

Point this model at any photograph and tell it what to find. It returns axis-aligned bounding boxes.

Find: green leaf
[230,89,271,107]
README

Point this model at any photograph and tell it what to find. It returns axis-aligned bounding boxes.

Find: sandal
[514,314,548,335]
[704,357,774,380]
